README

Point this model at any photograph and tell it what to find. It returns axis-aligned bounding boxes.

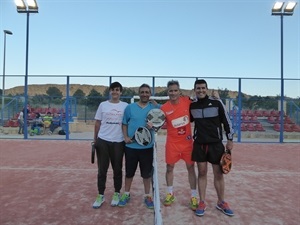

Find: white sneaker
[93,194,105,208]
[111,192,120,206]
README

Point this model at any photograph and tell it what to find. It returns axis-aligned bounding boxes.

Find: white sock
[125,192,130,196]
[167,186,173,194]
[191,189,197,198]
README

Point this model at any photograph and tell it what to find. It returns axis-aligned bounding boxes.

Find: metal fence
[1,75,299,143]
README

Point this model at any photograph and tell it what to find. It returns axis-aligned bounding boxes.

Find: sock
[167,186,173,194]
[125,191,130,196]
[144,193,152,198]
[191,189,197,198]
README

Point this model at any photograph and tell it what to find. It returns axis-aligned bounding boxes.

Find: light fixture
[272,2,284,14]
[284,2,297,13]
[14,0,39,139]
[15,0,38,12]
[272,1,298,15]
[2,30,13,126]
[271,1,297,142]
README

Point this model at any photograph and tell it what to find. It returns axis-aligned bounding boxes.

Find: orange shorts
[165,141,193,165]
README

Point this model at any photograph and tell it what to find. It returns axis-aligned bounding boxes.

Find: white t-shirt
[94,100,128,142]
[18,111,24,121]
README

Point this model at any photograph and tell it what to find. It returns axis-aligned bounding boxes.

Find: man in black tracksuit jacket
[189,79,235,217]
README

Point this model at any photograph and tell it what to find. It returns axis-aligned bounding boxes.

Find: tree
[86,88,103,109]
[102,87,110,98]
[155,89,168,97]
[73,88,86,104]
[73,89,85,98]
[46,87,63,99]
[218,88,230,100]
[31,94,50,105]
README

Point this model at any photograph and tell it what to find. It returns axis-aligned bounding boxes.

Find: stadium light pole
[271,1,297,143]
[2,30,13,126]
[14,0,38,139]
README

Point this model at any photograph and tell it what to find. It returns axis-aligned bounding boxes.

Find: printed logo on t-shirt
[106,109,124,125]
[165,110,174,115]
[177,127,186,135]
[171,115,189,128]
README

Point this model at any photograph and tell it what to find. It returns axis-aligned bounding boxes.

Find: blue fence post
[237,78,242,143]
[65,76,70,140]
[109,76,112,99]
[152,77,155,96]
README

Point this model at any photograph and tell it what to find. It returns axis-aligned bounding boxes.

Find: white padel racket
[132,126,152,146]
[147,109,166,132]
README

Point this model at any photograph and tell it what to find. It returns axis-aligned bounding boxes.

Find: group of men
[92,79,235,217]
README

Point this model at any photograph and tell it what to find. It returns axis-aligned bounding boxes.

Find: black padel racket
[91,142,96,164]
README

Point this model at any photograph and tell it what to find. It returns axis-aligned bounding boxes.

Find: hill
[5,84,240,98]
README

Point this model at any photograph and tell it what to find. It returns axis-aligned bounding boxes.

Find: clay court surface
[0,137,299,225]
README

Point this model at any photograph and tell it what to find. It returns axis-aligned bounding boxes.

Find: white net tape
[153,133,163,225]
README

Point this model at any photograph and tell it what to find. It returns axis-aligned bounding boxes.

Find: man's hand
[226,140,233,150]
[124,136,133,144]
[146,121,153,130]
[211,89,220,99]
[150,99,158,106]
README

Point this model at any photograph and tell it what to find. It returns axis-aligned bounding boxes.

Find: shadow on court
[0,137,299,225]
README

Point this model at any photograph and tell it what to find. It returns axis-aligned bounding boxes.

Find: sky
[0,0,299,98]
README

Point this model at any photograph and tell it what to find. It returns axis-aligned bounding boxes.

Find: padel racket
[147,109,166,132]
[132,126,152,146]
[220,149,232,174]
[91,142,96,164]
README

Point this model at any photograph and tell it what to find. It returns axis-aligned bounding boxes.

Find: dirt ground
[0,137,299,225]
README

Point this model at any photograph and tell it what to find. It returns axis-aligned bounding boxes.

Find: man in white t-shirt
[92,82,128,209]
[17,110,24,134]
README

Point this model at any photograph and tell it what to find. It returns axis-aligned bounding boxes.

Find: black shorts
[125,146,153,179]
[192,141,225,165]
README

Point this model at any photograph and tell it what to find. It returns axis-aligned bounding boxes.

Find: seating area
[273,124,300,132]
[31,107,64,115]
[3,120,19,128]
[267,115,298,132]
[240,123,265,132]
[230,109,285,118]
[2,107,64,129]
[230,109,300,133]
[241,115,259,123]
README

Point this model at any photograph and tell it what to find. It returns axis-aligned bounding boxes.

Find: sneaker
[164,193,175,206]
[195,201,206,216]
[216,201,234,216]
[144,196,154,209]
[92,194,105,209]
[48,131,52,135]
[111,192,120,207]
[190,197,198,211]
[118,193,130,207]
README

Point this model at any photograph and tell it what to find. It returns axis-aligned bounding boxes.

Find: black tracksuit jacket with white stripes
[190,95,234,144]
